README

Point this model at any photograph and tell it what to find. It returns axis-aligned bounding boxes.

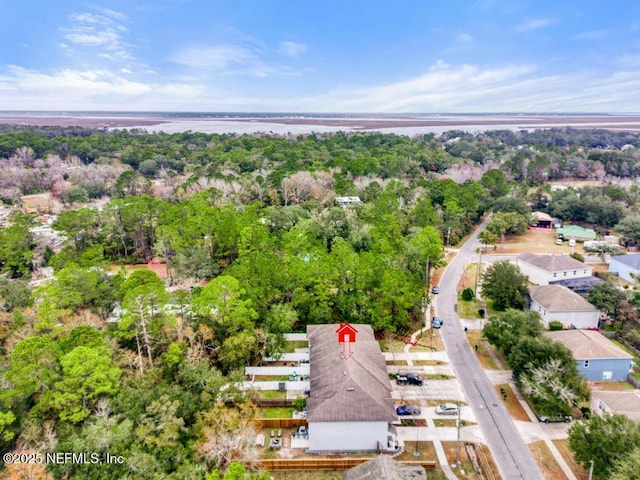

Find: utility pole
[588,460,594,480]
[421,296,427,339]
[414,411,420,457]
[455,402,461,468]
[474,248,483,298]
[446,227,451,248]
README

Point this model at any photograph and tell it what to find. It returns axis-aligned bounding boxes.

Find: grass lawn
[413,360,446,366]
[386,360,408,366]
[552,439,589,480]
[591,380,637,391]
[259,390,287,399]
[494,383,530,421]
[270,473,343,480]
[498,228,587,255]
[259,407,295,418]
[528,441,570,480]
[284,340,308,353]
[466,331,498,370]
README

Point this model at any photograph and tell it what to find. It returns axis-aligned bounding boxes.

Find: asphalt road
[434,217,545,480]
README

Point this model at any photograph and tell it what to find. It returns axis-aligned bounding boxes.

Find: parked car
[396,404,421,416]
[431,317,442,329]
[555,238,563,245]
[396,373,424,386]
[537,413,572,423]
[431,286,440,294]
[435,403,459,415]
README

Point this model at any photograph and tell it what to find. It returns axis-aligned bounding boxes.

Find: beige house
[516,252,593,286]
[529,284,599,329]
[591,390,640,422]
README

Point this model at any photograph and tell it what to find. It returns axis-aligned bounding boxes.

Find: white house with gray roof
[306,324,398,452]
[608,254,640,283]
[516,252,593,286]
[529,284,600,329]
[544,330,633,381]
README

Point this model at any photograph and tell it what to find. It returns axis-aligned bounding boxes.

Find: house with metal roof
[591,390,640,422]
[529,285,600,329]
[556,225,596,241]
[306,324,398,452]
[516,252,593,286]
[608,254,640,283]
[544,330,633,381]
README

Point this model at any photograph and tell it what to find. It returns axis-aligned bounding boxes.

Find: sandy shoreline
[2,113,640,135]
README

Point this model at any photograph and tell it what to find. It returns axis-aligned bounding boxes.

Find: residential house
[590,390,640,422]
[334,196,362,208]
[343,455,426,480]
[516,252,593,286]
[608,254,640,283]
[531,211,553,228]
[306,324,398,452]
[544,330,633,381]
[556,225,596,241]
[529,285,600,329]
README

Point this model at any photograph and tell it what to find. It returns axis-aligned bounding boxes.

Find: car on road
[432,317,442,329]
[396,373,424,386]
[431,286,440,294]
[537,413,572,423]
[396,404,421,416]
[435,403,459,415]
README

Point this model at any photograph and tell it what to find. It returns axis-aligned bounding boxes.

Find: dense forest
[1,125,640,478]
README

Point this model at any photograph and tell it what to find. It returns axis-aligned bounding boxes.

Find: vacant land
[497,228,584,255]
[529,441,570,480]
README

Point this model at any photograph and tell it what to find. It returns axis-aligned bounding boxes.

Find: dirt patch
[552,439,589,480]
[528,440,570,480]
[494,383,530,421]
[496,228,583,255]
[466,331,498,370]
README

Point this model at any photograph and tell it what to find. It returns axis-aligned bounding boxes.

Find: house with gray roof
[544,330,633,381]
[529,284,600,329]
[608,254,640,283]
[591,390,640,422]
[307,324,398,452]
[516,252,593,286]
[343,455,426,480]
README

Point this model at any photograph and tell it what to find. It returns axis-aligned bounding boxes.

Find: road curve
[434,217,545,480]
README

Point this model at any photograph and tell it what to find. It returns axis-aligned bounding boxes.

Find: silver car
[435,403,459,415]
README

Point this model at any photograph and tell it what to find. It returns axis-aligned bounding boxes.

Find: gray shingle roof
[609,254,640,270]
[544,330,632,360]
[307,324,397,423]
[592,390,640,421]
[518,252,586,272]
[343,455,427,480]
[529,285,597,312]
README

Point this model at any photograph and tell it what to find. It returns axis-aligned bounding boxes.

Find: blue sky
[2,0,640,112]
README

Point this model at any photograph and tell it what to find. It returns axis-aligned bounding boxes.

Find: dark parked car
[537,413,572,423]
[396,373,423,386]
[431,286,440,294]
[396,404,421,416]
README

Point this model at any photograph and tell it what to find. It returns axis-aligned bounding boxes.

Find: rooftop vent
[346,387,355,391]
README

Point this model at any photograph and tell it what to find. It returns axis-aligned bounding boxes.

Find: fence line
[256,457,436,471]
[254,418,308,428]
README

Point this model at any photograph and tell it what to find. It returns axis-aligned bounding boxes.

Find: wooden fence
[254,418,308,429]
[257,458,436,471]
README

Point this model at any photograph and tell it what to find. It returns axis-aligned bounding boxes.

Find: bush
[292,397,306,411]
[548,321,564,331]
[461,287,475,301]
[570,252,585,262]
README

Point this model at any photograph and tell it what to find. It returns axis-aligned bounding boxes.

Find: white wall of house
[608,258,640,283]
[530,299,599,328]
[517,262,593,286]
[308,421,391,452]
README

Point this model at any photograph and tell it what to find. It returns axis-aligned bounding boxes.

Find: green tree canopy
[481,261,528,310]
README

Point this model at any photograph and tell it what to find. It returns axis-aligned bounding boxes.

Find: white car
[435,403,459,415]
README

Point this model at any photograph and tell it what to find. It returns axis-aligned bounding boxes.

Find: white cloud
[170,44,304,77]
[571,30,610,41]
[515,18,555,32]
[455,33,474,43]
[60,9,132,60]
[279,41,307,57]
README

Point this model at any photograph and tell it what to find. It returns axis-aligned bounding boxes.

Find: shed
[531,211,553,228]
